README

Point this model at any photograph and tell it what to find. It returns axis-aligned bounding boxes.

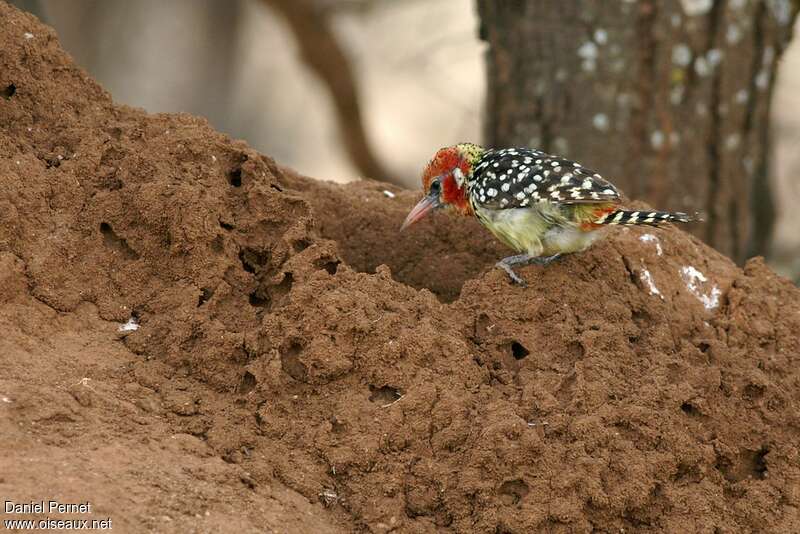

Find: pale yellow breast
[475,203,605,257]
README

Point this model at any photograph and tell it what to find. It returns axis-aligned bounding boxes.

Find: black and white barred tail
[595,209,695,227]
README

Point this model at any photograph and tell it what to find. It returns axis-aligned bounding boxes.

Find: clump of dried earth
[1,4,799,532]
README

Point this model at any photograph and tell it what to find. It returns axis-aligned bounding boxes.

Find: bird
[401,143,696,286]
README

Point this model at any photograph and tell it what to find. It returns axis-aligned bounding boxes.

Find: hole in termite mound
[239,247,269,274]
[715,446,769,482]
[2,84,16,99]
[99,222,140,260]
[249,273,292,310]
[369,385,402,405]
[680,401,701,417]
[281,341,306,382]
[248,290,269,308]
[292,239,311,252]
[299,180,504,303]
[198,287,214,307]
[498,479,529,505]
[236,371,257,394]
[228,167,242,187]
[315,258,340,275]
[743,383,765,400]
[510,341,529,360]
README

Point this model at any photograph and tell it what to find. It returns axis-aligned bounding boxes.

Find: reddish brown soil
[2,4,800,532]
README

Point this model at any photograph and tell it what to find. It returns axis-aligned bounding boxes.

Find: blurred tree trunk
[263,0,397,185]
[477,0,799,263]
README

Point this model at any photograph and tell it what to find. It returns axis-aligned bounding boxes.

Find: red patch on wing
[580,206,616,231]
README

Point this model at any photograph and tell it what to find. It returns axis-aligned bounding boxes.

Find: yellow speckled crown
[455,142,485,169]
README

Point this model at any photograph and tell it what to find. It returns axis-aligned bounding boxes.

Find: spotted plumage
[468,147,620,208]
[402,143,697,286]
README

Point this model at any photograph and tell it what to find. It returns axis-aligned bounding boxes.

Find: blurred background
[9,0,800,281]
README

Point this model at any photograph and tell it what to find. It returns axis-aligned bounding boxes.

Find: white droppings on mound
[118,317,139,332]
[639,233,663,256]
[640,268,663,298]
[680,266,721,310]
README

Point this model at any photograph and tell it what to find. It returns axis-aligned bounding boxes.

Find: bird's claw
[496,261,527,287]
[495,253,563,286]
[530,253,562,266]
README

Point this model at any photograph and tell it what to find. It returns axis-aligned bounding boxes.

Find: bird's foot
[529,253,562,266]
[496,260,528,286]
[495,253,563,286]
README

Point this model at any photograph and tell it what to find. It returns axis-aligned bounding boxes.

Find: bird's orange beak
[400,192,440,231]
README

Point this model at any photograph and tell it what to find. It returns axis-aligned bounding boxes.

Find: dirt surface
[2,4,800,533]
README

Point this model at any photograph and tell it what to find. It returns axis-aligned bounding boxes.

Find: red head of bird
[401,143,485,230]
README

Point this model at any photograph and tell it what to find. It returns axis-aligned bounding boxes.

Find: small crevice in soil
[498,479,529,505]
[715,446,769,482]
[329,416,346,434]
[271,272,293,305]
[369,385,402,405]
[510,341,529,360]
[239,247,269,274]
[41,152,62,168]
[556,372,577,406]
[99,222,140,260]
[249,272,293,310]
[236,371,257,394]
[197,287,214,307]
[239,253,256,274]
[316,259,340,275]
[672,462,702,484]
[210,235,224,253]
[292,239,311,253]
[280,341,307,382]
[631,308,650,326]
[2,83,15,99]
[567,340,585,359]
[743,383,765,400]
[248,290,270,308]
[228,167,242,187]
[752,447,769,479]
[680,401,701,417]
[99,174,123,191]
[622,256,639,285]
[473,313,493,343]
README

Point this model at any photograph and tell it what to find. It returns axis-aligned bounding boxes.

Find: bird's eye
[429,180,441,196]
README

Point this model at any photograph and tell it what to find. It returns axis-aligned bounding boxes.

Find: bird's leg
[496,253,563,286]
[495,254,531,286]
[529,253,562,265]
